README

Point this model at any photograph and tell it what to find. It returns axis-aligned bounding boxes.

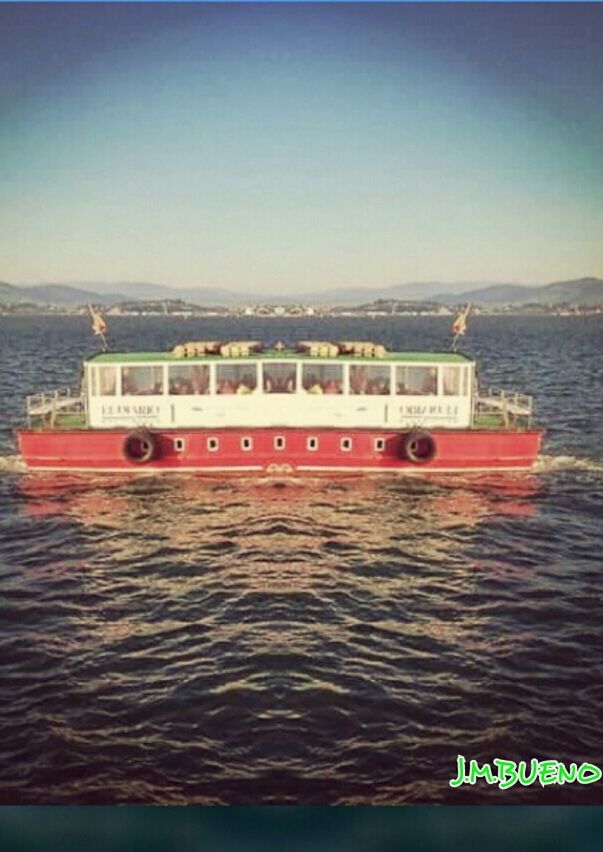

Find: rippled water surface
[0,315,602,803]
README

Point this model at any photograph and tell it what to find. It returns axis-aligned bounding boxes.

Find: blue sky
[1,3,602,293]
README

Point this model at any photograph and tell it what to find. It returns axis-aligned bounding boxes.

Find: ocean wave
[0,454,27,474]
[534,454,603,475]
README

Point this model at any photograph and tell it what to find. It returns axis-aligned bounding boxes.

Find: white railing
[476,388,533,426]
[26,388,85,427]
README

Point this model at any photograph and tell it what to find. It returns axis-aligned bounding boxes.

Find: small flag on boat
[452,304,471,336]
[88,304,108,349]
[451,304,471,350]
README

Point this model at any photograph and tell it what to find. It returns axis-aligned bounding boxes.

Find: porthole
[274,436,286,451]
[307,436,319,451]
[174,437,186,453]
[374,438,385,452]
[241,437,253,452]
[207,437,219,452]
[340,437,352,452]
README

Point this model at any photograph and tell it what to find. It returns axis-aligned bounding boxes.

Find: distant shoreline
[1,307,601,319]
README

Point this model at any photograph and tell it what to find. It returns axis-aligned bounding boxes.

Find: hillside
[1,276,601,308]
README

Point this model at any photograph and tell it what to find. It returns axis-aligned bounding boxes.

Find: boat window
[374,438,385,452]
[98,366,117,396]
[263,362,296,393]
[340,437,352,452]
[349,365,391,395]
[168,364,209,395]
[121,365,164,395]
[241,437,253,451]
[396,365,438,396]
[442,366,461,395]
[274,436,286,450]
[216,364,257,395]
[302,364,343,395]
[307,437,319,451]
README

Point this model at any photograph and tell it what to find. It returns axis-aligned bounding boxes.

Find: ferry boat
[16,340,543,473]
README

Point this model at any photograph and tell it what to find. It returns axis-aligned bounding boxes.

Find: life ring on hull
[402,430,436,464]
[123,430,159,464]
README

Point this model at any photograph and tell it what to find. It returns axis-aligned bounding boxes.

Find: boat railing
[26,388,85,428]
[475,388,533,427]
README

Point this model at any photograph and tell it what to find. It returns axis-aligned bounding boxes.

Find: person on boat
[367,377,389,395]
[350,366,369,394]
[302,371,321,393]
[236,372,255,394]
[191,366,209,394]
[218,380,236,394]
[285,371,296,392]
[170,377,187,394]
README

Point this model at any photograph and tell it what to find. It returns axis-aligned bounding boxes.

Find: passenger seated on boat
[396,366,437,395]
[367,378,389,395]
[217,365,257,395]
[420,371,437,395]
[170,377,193,394]
[191,366,209,395]
[303,372,319,392]
[349,366,369,394]
[168,365,208,395]
[302,365,342,395]
[237,372,256,394]
[263,364,296,393]
[122,365,164,395]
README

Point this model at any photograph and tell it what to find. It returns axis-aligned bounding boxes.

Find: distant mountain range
[431,278,603,307]
[1,277,602,307]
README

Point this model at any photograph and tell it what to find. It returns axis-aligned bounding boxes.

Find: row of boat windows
[174,436,383,453]
[91,362,469,397]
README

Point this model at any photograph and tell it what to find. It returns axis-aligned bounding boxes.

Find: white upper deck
[84,340,476,430]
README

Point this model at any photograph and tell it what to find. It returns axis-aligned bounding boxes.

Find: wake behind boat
[16,338,543,473]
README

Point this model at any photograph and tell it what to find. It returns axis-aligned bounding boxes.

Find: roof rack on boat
[172,341,221,357]
[338,341,388,358]
[219,341,262,357]
[172,341,263,358]
[298,341,340,358]
[297,341,389,358]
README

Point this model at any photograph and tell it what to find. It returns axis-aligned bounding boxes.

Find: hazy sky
[1,3,602,293]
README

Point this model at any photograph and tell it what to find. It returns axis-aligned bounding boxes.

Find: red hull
[16,428,543,473]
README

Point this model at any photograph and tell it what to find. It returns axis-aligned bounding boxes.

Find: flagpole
[87,303,109,351]
[450,303,471,351]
